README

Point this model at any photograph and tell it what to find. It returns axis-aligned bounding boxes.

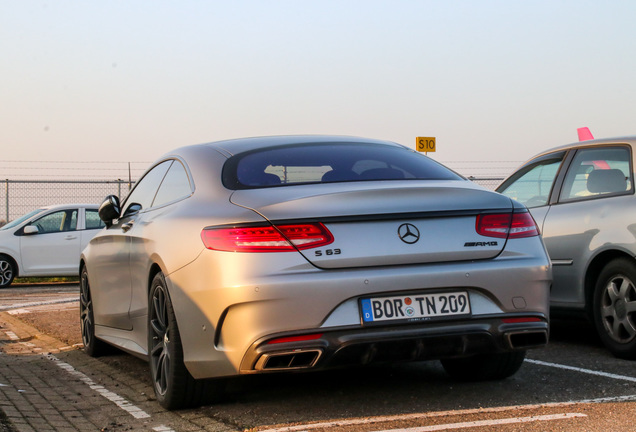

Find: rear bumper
[168,237,551,379]
[239,315,548,373]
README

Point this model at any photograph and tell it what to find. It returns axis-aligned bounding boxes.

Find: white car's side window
[31,210,78,234]
[85,209,106,230]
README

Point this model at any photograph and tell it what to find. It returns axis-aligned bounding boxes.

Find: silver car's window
[559,146,632,202]
[122,160,173,215]
[30,209,78,234]
[223,143,461,189]
[152,160,192,208]
[497,152,565,208]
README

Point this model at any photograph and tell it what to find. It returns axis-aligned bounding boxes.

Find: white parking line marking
[153,426,176,432]
[0,297,78,312]
[7,309,31,315]
[526,358,636,383]
[370,413,586,432]
[48,355,151,419]
[257,394,636,432]
[5,331,19,340]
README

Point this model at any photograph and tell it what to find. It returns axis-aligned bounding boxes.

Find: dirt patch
[14,307,82,347]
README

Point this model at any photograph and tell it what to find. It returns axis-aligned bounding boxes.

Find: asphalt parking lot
[1,284,636,431]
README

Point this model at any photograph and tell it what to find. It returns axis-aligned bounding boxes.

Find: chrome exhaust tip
[255,349,323,371]
[505,330,548,349]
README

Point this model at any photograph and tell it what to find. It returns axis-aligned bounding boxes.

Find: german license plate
[360,292,470,324]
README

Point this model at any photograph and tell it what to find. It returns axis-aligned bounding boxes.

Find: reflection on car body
[498,136,636,359]
[80,135,551,409]
[0,204,104,287]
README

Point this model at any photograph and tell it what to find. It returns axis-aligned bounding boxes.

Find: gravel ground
[15,307,82,348]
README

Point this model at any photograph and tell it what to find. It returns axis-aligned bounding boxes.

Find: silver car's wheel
[593,258,636,359]
[0,255,16,288]
[149,272,218,409]
[80,266,109,356]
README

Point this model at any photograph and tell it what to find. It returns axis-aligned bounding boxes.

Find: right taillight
[476,212,539,239]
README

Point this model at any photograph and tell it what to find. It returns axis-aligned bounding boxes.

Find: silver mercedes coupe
[80,135,551,409]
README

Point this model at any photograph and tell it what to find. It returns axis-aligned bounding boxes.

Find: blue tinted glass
[226,143,461,189]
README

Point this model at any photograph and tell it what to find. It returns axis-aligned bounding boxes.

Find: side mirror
[98,195,121,228]
[122,203,142,218]
[23,225,39,235]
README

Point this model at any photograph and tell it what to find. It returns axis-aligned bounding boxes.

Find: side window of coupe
[559,146,632,202]
[121,161,173,216]
[152,160,192,208]
[497,152,565,208]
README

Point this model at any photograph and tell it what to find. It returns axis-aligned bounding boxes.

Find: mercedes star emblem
[398,223,420,244]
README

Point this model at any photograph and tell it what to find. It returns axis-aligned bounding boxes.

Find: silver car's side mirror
[98,195,121,228]
[23,225,39,235]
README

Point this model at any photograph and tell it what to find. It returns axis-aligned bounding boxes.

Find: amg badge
[464,241,498,247]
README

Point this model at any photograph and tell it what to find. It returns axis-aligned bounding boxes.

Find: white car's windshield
[0,209,44,231]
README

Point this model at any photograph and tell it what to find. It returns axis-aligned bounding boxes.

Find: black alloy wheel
[80,266,108,356]
[148,272,217,409]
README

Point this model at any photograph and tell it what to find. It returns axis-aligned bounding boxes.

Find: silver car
[80,136,550,409]
[497,136,636,359]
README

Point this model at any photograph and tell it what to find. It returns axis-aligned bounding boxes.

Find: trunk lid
[230,181,514,268]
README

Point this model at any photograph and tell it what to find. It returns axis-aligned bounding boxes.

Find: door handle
[64,235,78,240]
[121,221,134,233]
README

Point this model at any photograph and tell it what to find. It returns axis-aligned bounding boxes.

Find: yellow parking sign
[416,137,436,153]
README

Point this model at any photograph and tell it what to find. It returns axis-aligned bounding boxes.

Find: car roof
[520,135,636,165]
[193,135,406,156]
[39,203,100,211]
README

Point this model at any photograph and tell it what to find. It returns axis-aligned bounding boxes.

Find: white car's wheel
[0,255,16,288]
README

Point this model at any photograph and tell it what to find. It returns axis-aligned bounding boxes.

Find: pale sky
[2,0,636,167]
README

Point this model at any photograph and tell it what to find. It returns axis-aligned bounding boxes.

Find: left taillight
[476,212,540,239]
[201,223,334,252]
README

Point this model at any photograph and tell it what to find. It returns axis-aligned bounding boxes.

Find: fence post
[4,180,8,223]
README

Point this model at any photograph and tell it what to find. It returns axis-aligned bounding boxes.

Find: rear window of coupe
[222,143,462,189]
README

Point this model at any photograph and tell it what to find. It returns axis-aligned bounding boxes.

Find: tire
[441,351,526,381]
[148,272,222,409]
[0,255,16,288]
[79,266,109,356]
[593,258,636,359]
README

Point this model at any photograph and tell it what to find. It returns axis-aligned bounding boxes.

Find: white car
[0,204,104,287]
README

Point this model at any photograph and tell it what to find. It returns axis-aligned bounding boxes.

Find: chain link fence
[0,176,506,225]
[0,158,518,225]
[0,180,134,224]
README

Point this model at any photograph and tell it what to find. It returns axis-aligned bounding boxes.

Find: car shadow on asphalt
[548,317,603,347]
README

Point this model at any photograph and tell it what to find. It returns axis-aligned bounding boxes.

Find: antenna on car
[577,127,594,141]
